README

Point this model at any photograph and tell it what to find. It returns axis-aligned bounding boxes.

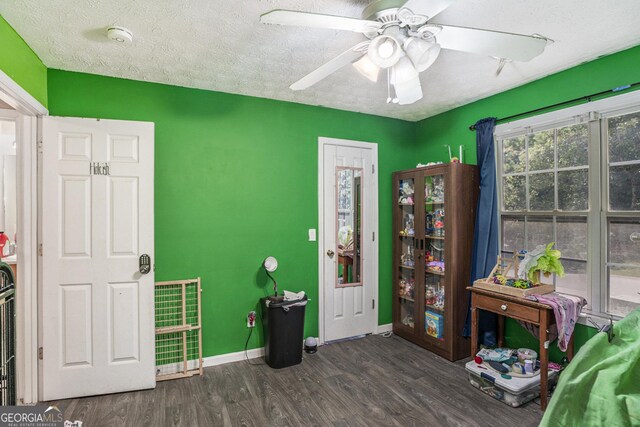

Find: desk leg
[497,314,505,348]
[567,331,575,361]
[471,306,479,357]
[540,310,550,410]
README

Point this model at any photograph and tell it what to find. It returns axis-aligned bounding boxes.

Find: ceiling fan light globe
[390,56,419,85]
[368,35,402,68]
[378,41,395,58]
[352,55,381,82]
[404,38,441,72]
[394,78,423,105]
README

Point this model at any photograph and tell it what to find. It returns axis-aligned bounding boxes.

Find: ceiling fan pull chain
[386,68,392,103]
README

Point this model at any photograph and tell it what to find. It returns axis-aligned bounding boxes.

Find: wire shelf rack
[155,278,203,381]
[0,263,15,405]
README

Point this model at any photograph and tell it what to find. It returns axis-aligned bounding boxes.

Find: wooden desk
[467,287,574,410]
[338,253,353,283]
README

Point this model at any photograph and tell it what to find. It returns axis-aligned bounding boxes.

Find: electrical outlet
[247,311,256,328]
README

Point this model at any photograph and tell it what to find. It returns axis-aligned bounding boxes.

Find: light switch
[308,229,317,242]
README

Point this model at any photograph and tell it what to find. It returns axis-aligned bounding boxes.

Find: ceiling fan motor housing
[362,0,407,22]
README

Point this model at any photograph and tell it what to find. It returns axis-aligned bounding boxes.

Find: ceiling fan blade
[394,76,423,105]
[261,9,382,34]
[435,24,547,61]
[400,0,456,20]
[290,42,369,91]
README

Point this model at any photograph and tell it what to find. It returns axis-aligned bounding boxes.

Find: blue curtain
[463,118,498,346]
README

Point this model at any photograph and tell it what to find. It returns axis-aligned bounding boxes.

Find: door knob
[139,254,151,274]
[327,249,335,257]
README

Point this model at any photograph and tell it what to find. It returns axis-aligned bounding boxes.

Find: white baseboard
[157,347,264,375]
[202,347,264,367]
[160,328,394,373]
[376,323,393,334]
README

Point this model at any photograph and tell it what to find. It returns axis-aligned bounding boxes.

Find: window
[496,93,640,319]
[605,110,640,316]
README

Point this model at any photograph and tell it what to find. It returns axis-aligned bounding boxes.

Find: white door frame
[0,69,48,404]
[317,137,379,345]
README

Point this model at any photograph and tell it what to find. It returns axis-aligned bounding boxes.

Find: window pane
[529,130,554,171]
[556,259,588,304]
[608,266,640,317]
[503,175,525,211]
[608,111,640,163]
[503,136,526,174]
[526,217,553,250]
[609,164,640,211]
[529,172,554,210]
[608,218,640,264]
[502,216,525,253]
[556,218,588,261]
[558,169,588,211]
[557,124,589,168]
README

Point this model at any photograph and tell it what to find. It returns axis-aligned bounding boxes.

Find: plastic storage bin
[261,296,307,369]
[465,361,559,407]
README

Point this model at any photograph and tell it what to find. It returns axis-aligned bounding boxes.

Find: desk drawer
[474,294,540,324]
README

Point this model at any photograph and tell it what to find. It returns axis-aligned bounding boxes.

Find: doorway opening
[0,70,48,404]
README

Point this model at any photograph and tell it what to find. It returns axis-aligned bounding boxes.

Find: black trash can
[261,296,307,369]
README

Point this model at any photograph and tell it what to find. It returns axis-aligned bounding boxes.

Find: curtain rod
[468,81,640,131]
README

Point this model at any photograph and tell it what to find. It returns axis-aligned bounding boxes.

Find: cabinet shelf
[426,269,445,276]
[393,164,478,362]
[425,235,445,240]
[425,305,444,313]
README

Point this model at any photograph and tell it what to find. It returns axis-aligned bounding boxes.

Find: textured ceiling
[1,0,639,121]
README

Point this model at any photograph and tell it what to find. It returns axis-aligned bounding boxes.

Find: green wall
[415,44,640,360]
[47,69,416,357]
[0,15,47,107]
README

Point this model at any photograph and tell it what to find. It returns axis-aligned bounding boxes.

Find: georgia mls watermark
[0,405,82,427]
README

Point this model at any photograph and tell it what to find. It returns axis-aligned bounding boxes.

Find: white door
[40,117,155,400]
[320,137,378,342]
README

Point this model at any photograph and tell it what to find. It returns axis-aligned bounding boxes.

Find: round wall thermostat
[106,26,133,44]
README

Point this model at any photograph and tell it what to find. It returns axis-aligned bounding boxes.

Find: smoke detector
[106,26,133,44]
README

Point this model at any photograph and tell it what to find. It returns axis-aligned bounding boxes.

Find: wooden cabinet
[392,163,478,361]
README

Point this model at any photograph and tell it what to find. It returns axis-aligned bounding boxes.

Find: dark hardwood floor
[51,334,543,426]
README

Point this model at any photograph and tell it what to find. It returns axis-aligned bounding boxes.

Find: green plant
[517,242,566,283]
[528,242,565,283]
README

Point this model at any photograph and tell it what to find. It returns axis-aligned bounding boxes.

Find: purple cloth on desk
[518,292,587,352]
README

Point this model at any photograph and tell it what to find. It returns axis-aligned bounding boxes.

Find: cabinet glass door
[424,174,446,341]
[398,178,416,329]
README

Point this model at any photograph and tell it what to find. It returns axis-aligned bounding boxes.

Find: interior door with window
[321,138,377,342]
[40,117,154,400]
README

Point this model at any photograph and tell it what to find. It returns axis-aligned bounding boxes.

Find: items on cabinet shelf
[398,180,415,205]
[399,278,415,300]
[393,163,479,362]
[425,311,444,339]
[401,247,415,268]
[402,212,415,237]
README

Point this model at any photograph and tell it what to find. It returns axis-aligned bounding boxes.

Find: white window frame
[495,89,640,326]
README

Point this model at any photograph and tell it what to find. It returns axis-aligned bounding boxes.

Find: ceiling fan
[260,0,549,105]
